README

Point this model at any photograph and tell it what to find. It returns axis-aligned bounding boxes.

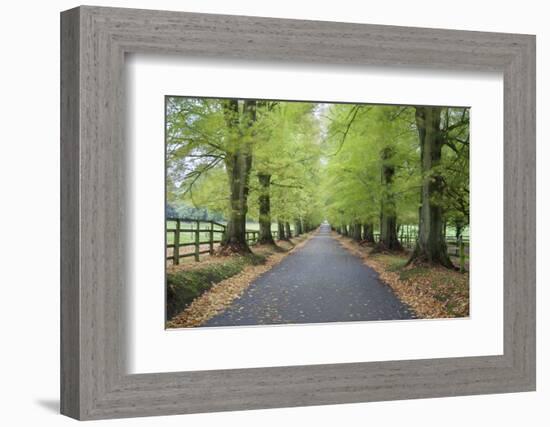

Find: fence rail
[344,226,468,271]
[166,218,275,265]
[369,232,469,252]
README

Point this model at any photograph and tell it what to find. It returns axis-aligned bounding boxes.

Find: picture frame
[60,5,536,420]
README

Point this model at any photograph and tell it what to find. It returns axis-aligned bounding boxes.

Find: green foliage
[321,104,469,234]
[259,102,323,225]
[440,108,470,229]
[322,105,419,228]
[166,254,266,319]
[165,97,469,244]
[166,97,324,228]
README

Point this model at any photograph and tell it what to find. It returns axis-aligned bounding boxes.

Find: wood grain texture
[60,7,80,419]
[60,5,536,420]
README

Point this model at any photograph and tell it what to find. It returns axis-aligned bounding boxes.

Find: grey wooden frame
[60,5,536,421]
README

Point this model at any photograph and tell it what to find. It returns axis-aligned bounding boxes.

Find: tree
[165,97,257,254]
[165,97,229,218]
[220,99,256,253]
[439,108,470,241]
[166,96,468,266]
[257,173,275,244]
[253,101,322,242]
[378,144,402,250]
[362,223,375,242]
[408,106,454,268]
[323,105,417,251]
[251,101,278,245]
[322,105,381,237]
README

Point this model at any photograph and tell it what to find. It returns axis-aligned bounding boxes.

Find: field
[166,220,294,245]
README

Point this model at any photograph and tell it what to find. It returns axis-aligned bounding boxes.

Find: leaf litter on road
[335,234,469,319]
[167,234,314,328]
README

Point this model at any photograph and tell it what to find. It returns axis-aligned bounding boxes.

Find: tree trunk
[257,173,275,245]
[285,222,292,239]
[362,223,375,243]
[222,152,252,253]
[455,220,463,241]
[295,218,302,236]
[342,224,348,236]
[377,146,402,251]
[408,106,454,268]
[278,220,287,240]
[220,99,256,254]
[352,223,362,241]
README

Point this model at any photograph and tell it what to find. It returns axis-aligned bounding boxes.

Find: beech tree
[219,99,257,253]
[166,96,468,267]
[165,97,257,254]
[252,101,322,242]
[166,97,323,251]
[407,106,469,268]
[323,104,418,251]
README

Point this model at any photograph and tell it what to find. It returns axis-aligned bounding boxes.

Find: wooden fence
[369,231,469,253]
[166,218,280,265]
[369,228,468,271]
[338,226,468,271]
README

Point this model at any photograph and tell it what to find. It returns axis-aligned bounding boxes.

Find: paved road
[204,223,414,327]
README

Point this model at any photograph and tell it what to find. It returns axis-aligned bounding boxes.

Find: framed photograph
[61,5,536,420]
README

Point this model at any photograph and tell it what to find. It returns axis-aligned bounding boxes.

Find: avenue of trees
[323,104,469,267]
[166,97,469,267]
[166,97,323,254]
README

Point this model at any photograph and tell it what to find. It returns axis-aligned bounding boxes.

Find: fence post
[173,219,180,265]
[459,236,465,273]
[194,220,200,261]
[209,221,214,255]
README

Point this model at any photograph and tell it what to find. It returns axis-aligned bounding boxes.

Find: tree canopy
[166,97,469,266]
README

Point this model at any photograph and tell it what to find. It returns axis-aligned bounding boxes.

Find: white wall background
[0,0,546,425]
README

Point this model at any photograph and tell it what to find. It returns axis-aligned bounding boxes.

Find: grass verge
[166,253,266,320]
[336,235,469,318]
[166,234,312,328]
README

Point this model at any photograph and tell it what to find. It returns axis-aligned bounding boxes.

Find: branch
[388,106,410,121]
[271,181,304,190]
[328,105,369,157]
[181,158,223,195]
[443,110,469,134]
[186,153,226,160]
